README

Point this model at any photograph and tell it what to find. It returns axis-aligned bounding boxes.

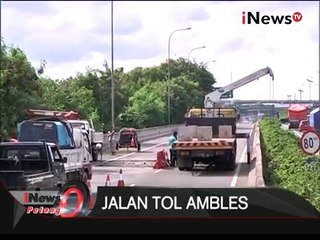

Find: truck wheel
[224,161,236,171]
[177,156,193,171]
[223,152,236,171]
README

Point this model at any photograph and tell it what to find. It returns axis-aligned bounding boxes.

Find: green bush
[260,118,320,211]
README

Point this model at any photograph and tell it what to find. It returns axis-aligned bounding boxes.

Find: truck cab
[0,142,67,191]
[17,109,92,183]
[68,119,104,161]
[18,120,75,149]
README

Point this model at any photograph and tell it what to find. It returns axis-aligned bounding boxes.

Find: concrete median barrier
[102,124,182,151]
[248,123,265,187]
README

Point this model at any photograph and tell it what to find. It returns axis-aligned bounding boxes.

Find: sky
[1,1,319,101]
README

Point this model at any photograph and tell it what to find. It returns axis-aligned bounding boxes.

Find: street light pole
[307,78,313,100]
[167,27,191,125]
[110,0,115,131]
[187,46,206,76]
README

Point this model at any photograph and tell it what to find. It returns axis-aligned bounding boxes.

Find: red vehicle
[288,104,308,129]
[299,119,315,133]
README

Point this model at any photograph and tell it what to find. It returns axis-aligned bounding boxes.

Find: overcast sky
[1,1,319,100]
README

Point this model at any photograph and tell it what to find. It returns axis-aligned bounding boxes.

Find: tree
[125,81,166,127]
[0,39,217,135]
[0,38,41,138]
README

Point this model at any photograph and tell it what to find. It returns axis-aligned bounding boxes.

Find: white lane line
[129,184,135,187]
[108,140,167,161]
[154,169,163,174]
[230,145,247,187]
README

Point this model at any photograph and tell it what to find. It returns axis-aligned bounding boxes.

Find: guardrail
[281,124,302,138]
[235,125,255,164]
[102,123,256,153]
[248,123,265,187]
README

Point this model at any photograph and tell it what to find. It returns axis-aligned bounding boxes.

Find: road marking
[129,184,135,187]
[108,140,167,161]
[230,145,247,187]
[154,169,163,174]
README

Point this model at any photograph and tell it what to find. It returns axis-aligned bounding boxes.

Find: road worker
[168,131,178,167]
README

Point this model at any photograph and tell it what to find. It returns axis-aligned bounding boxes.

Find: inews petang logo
[242,11,303,24]
[11,189,87,218]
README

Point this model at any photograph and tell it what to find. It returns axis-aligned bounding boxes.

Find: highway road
[90,123,254,192]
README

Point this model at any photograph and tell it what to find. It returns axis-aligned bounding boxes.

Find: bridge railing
[102,124,183,151]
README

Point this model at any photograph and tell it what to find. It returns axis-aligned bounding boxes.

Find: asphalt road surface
[90,123,253,192]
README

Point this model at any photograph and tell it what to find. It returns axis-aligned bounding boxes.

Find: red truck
[288,104,308,129]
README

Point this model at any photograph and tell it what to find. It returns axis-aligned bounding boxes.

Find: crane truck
[17,109,93,184]
[173,67,274,171]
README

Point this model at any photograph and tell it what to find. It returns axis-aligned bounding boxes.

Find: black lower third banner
[89,187,320,217]
[1,185,320,233]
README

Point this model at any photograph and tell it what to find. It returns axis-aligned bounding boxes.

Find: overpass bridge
[226,100,320,105]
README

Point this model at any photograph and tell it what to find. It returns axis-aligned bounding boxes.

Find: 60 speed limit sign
[300,130,320,155]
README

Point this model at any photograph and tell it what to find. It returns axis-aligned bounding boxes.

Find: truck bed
[174,138,236,150]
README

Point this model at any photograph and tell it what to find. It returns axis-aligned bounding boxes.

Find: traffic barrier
[248,123,265,187]
[153,149,170,169]
[117,169,125,187]
[105,174,111,186]
[103,124,182,152]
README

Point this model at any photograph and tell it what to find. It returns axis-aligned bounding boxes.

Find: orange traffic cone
[117,169,125,187]
[105,174,111,186]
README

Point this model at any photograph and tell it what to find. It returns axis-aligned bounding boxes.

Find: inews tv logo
[242,11,303,24]
[24,192,60,204]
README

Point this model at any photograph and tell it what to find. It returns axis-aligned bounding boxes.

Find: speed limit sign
[300,130,320,155]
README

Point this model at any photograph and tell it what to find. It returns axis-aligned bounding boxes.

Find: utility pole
[298,89,303,100]
[110,1,115,130]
